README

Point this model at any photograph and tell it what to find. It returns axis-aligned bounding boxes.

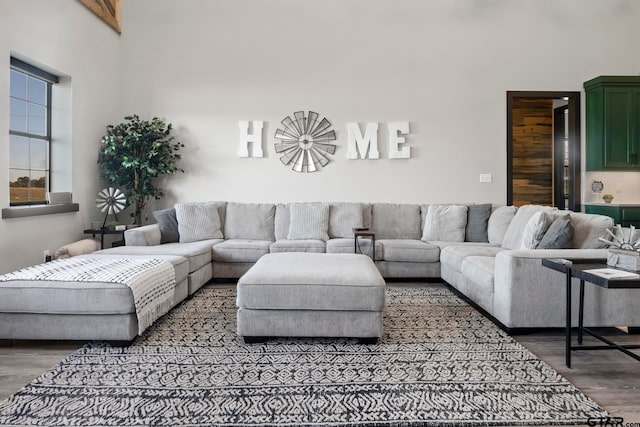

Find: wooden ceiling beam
[78,0,122,34]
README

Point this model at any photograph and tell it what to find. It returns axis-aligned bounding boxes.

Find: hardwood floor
[1,282,638,424]
[514,329,640,423]
[0,340,82,401]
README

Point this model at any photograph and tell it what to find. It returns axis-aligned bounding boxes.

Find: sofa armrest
[124,224,162,246]
[492,249,608,328]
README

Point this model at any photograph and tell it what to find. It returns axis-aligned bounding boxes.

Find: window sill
[2,203,79,219]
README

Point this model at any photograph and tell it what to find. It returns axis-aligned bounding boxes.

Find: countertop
[584,203,640,207]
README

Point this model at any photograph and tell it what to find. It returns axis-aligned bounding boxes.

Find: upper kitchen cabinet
[585,76,640,170]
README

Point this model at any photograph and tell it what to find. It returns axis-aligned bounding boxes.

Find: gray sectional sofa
[94,201,640,331]
[4,201,640,342]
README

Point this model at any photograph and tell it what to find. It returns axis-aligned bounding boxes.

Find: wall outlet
[479,173,492,183]
[43,249,51,263]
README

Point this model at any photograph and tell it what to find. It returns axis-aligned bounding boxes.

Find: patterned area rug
[0,286,606,426]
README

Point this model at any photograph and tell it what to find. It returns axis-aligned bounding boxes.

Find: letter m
[347,123,379,159]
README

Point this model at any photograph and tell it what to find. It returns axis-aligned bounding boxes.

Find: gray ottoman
[236,253,385,343]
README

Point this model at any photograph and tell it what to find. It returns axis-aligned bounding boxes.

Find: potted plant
[98,115,184,224]
[602,194,614,204]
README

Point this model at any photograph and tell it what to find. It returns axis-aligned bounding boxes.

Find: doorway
[506,91,581,211]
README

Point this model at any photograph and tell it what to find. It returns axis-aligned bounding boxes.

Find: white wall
[120,0,640,208]
[584,171,640,205]
[2,0,639,273]
[0,1,121,273]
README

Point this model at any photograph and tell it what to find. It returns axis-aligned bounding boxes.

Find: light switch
[479,173,492,183]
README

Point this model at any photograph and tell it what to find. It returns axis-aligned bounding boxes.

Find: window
[9,58,59,205]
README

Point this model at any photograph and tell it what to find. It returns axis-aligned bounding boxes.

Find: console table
[542,258,640,368]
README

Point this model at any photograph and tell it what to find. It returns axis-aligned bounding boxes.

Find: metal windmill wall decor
[274,111,337,172]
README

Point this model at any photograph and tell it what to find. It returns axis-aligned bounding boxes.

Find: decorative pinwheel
[274,111,337,173]
[599,224,640,251]
[96,187,126,228]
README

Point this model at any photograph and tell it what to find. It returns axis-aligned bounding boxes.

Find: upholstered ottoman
[236,253,386,343]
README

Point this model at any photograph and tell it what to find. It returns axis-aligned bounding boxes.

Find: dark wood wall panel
[512,98,553,206]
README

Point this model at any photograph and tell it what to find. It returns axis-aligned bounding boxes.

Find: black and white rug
[0,286,606,426]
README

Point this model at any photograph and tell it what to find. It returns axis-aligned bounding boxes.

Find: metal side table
[542,258,640,368]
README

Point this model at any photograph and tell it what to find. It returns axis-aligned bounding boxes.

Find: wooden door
[511,98,553,206]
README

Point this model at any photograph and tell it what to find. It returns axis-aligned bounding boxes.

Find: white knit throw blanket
[0,257,175,335]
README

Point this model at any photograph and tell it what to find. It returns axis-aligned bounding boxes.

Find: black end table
[84,228,125,249]
[353,229,375,260]
[542,258,640,368]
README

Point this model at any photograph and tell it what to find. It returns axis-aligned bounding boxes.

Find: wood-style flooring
[1,282,638,423]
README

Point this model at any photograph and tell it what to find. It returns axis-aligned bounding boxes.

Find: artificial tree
[97,115,184,224]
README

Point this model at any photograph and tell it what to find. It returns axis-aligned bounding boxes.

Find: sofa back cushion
[564,211,614,249]
[329,202,366,238]
[487,206,517,245]
[288,202,330,241]
[175,201,225,242]
[501,205,557,249]
[421,205,468,242]
[224,202,276,241]
[372,203,421,240]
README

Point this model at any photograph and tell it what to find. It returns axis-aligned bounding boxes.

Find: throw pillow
[328,202,364,238]
[274,203,290,241]
[288,202,330,241]
[152,208,179,243]
[465,204,492,243]
[422,205,468,242]
[520,211,552,249]
[538,214,574,249]
[487,205,517,245]
[502,205,557,250]
[175,202,224,243]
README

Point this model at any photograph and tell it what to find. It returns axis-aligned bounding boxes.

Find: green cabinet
[585,76,640,170]
[584,204,640,227]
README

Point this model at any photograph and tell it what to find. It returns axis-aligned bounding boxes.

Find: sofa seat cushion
[461,256,496,293]
[440,245,505,273]
[326,238,383,261]
[97,239,220,273]
[270,240,326,253]
[378,239,439,263]
[0,254,189,315]
[237,253,385,311]
[212,239,272,262]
